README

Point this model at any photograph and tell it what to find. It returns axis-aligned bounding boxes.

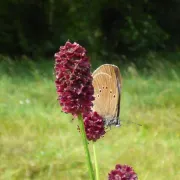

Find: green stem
[93,142,99,180]
[78,115,95,180]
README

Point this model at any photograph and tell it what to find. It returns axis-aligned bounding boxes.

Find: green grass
[0,56,180,180]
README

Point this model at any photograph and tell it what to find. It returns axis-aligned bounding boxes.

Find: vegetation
[0,0,179,179]
[0,0,180,60]
[0,56,179,179]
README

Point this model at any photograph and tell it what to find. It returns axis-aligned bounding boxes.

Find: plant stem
[93,142,99,180]
[78,115,95,180]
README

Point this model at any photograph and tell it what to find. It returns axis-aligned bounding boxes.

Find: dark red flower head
[83,111,105,141]
[108,164,138,180]
[54,41,94,116]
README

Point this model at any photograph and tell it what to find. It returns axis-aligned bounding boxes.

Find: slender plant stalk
[78,115,95,180]
[93,142,99,180]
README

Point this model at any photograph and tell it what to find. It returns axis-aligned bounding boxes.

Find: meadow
[0,55,180,180]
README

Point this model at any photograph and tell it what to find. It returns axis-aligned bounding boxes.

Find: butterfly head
[103,116,121,127]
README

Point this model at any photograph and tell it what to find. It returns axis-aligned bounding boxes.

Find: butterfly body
[92,64,122,127]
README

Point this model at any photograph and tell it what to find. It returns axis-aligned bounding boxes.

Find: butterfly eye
[97,94,100,98]
[103,86,104,89]
[110,90,112,93]
[106,87,108,89]
[113,94,116,98]
[99,89,102,92]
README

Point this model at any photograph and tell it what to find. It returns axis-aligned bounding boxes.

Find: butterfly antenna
[122,119,142,126]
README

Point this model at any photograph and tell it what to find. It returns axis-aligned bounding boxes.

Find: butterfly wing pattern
[92,64,122,127]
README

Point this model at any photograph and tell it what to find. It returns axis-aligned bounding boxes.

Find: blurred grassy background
[0,55,180,180]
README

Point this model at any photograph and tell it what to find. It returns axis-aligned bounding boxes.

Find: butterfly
[92,64,122,127]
